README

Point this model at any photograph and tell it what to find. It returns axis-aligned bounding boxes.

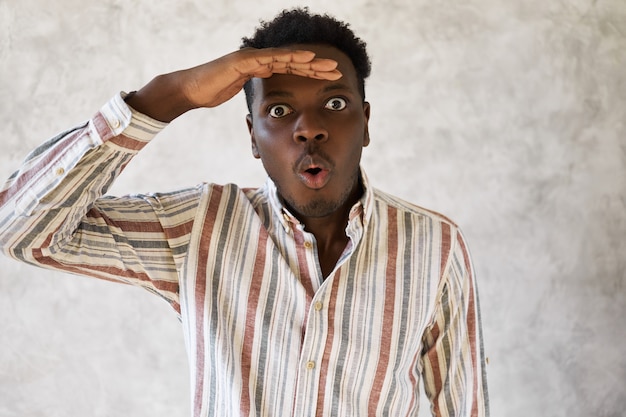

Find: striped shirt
[0,93,489,417]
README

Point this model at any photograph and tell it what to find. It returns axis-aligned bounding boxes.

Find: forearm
[0,93,167,255]
[0,95,200,309]
[124,47,344,123]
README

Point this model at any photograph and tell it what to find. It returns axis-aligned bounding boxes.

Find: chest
[177,186,444,416]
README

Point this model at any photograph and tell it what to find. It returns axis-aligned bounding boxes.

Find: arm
[0,95,191,308]
[421,228,490,417]
[0,48,341,305]
[124,48,341,122]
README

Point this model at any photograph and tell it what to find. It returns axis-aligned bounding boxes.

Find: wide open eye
[268,104,293,118]
[324,97,347,111]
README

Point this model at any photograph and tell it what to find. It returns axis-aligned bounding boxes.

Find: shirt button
[314,301,323,311]
[55,167,65,176]
[304,241,313,249]
[306,361,315,370]
[111,119,121,128]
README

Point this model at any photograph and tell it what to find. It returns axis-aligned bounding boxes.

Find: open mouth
[299,166,330,189]
[296,154,332,189]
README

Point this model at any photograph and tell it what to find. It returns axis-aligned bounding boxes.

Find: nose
[293,111,328,143]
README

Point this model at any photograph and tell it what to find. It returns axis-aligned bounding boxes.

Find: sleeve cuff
[93,92,169,152]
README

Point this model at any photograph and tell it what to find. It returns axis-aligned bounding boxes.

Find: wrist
[125,72,196,123]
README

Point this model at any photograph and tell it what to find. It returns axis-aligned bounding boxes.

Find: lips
[296,154,332,190]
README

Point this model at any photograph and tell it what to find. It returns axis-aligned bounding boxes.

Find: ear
[246,114,261,159]
[362,101,371,147]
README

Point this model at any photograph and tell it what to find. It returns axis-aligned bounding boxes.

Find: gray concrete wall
[0,1,624,416]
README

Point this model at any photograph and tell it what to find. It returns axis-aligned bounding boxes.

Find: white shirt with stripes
[0,93,489,417]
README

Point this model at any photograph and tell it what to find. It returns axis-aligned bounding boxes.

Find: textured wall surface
[1,1,625,416]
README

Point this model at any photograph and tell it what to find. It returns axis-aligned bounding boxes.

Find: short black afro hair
[241,7,371,112]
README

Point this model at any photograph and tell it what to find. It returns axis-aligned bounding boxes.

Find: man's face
[246,44,370,220]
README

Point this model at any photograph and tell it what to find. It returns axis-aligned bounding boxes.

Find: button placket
[294,288,329,412]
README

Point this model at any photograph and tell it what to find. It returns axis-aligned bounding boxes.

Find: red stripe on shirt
[457,233,480,417]
[192,185,224,417]
[368,206,399,412]
[239,228,268,416]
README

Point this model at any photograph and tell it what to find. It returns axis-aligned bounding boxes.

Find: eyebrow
[262,82,353,100]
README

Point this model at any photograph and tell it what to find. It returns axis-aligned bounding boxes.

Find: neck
[294,178,363,244]
[300,207,353,278]
[301,206,351,247]
[289,181,364,277]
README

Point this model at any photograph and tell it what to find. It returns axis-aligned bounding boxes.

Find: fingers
[240,48,343,80]
[264,49,316,63]
[255,61,342,80]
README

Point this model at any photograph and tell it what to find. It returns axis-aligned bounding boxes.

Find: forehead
[291,43,358,79]
[250,44,360,104]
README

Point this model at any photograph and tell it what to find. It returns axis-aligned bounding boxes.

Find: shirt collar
[264,167,374,234]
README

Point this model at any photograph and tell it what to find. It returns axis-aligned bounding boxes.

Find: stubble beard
[274,167,362,220]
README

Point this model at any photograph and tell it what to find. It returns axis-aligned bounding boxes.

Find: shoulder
[371,188,459,230]
[200,183,269,216]
[143,183,261,213]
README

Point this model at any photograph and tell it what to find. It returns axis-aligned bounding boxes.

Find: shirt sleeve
[420,227,490,417]
[0,93,199,313]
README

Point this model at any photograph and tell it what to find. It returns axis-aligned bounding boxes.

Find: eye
[325,97,347,111]
[268,104,293,118]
